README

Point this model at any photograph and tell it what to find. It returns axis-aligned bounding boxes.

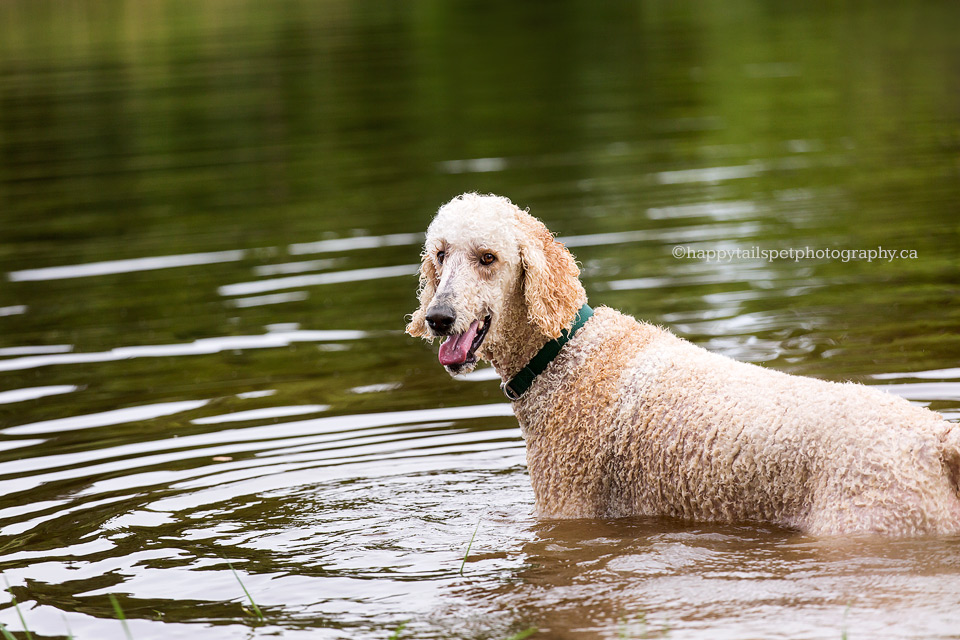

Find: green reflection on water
[0,1,959,639]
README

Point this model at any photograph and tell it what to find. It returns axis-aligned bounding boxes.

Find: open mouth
[438,315,491,371]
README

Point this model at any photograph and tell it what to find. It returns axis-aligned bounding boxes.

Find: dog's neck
[481,301,558,382]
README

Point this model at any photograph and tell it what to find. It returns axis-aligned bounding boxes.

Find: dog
[406,192,960,536]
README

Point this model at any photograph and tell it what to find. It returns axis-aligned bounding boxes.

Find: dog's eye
[479,252,496,266]
[436,251,445,265]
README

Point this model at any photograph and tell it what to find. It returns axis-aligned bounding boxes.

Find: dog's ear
[405,250,438,339]
[517,210,587,339]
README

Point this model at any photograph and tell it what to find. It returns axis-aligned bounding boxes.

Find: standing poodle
[406,192,960,536]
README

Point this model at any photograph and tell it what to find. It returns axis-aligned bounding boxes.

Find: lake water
[1,2,960,639]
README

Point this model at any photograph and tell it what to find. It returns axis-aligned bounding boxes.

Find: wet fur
[407,192,960,536]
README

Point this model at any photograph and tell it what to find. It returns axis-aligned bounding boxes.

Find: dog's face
[407,196,523,375]
[407,193,587,377]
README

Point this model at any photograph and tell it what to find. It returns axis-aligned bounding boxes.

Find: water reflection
[288,232,424,255]
[454,520,960,639]
[0,1,959,639]
[0,329,367,372]
[190,404,330,425]
[7,249,248,282]
[5,399,211,435]
[226,290,310,308]
[0,385,78,404]
[0,306,27,317]
[218,264,419,297]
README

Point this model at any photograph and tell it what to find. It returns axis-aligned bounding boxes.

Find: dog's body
[407,193,960,536]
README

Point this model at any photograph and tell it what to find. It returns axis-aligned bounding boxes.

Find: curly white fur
[408,192,960,536]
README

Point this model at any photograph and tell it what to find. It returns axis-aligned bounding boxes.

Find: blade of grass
[226,560,264,621]
[387,621,407,639]
[109,593,133,640]
[2,575,33,640]
[504,628,537,640]
[62,614,75,640]
[109,595,134,640]
[459,517,482,576]
[0,622,18,640]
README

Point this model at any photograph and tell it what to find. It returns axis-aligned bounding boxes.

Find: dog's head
[405,193,586,376]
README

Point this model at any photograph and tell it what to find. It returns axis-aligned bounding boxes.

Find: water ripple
[218,264,419,297]
[0,345,73,357]
[7,250,248,282]
[0,330,366,372]
[0,385,79,405]
[288,232,424,256]
[5,399,211,435]
[191,405,331,425]
[0,305,27,316]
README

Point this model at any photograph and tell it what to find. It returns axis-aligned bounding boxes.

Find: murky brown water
[1,1,960,639]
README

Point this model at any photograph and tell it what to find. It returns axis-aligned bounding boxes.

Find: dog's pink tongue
[438,320,481,366]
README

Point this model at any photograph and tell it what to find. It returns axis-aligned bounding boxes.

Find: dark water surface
[2,2,960,639]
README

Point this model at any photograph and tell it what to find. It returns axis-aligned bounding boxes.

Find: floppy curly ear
[516,210,587,339]
[405,251,438,339]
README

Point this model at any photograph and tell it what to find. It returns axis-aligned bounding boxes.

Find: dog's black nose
[426,307,456,334]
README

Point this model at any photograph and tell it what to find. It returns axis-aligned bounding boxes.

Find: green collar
[501,303,594,401]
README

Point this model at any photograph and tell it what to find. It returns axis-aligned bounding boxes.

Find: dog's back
[515,306,960,536]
